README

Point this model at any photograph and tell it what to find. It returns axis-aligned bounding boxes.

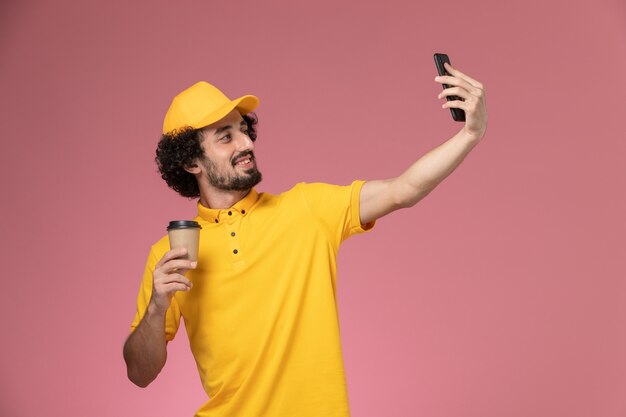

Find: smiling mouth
[232,152,255,167]
[235,158,253,167]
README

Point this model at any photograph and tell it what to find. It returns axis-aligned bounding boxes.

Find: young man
[124,63,487,417]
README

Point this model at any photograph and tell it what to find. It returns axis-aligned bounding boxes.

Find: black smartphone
[434,53,465,122]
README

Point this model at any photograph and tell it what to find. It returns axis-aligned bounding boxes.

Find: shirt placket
[223,209,244,266]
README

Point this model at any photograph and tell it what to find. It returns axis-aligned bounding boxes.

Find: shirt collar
[197,189,259,224]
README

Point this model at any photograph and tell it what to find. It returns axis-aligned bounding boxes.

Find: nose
[235,130,255,152]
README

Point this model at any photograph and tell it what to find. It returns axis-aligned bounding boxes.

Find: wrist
[460,127,484,144]
[146,299,168,320]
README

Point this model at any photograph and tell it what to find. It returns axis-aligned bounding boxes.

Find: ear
[184,160,202,175]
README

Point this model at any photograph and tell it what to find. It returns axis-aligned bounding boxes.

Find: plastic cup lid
[167,220,202,230]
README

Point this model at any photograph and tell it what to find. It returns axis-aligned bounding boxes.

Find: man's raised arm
[360,63,488,225]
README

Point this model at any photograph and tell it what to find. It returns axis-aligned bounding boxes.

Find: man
[124,62,487,417]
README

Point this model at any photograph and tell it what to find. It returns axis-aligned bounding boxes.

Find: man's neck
[199,186,251,210]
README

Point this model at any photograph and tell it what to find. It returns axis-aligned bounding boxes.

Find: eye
[221,134,232,142]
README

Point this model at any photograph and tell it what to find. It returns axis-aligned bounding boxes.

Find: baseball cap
[162,81,259,134]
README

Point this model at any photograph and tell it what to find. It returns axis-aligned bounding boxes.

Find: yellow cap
[162,81,259,134]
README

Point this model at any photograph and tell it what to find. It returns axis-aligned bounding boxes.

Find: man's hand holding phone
[434,53,488,141]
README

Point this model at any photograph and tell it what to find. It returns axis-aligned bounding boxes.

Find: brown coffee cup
[167,220,202,262]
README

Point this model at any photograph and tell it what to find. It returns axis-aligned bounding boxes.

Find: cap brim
[194,95,259,130]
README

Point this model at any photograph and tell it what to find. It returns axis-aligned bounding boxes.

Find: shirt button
[215,219,218,223]
[231,232,236,237]
[241,210,246,214]
[233,249,238,254]
[228,211,232,216]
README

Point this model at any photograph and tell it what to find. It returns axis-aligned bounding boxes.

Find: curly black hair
[155,113,258,198]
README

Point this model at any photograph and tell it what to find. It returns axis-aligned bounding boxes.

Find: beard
[202,151,262,191]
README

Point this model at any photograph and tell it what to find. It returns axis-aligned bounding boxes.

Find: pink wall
[1,0,625,416]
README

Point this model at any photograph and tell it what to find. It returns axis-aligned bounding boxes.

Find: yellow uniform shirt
[130,180,375,417]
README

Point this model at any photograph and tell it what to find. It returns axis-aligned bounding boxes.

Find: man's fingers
[160,258,197,274]
[442,99,468,111]
[155,247,188,269]
[443,62,484,89]
[158,272,193,289]
[442,96,484,114]
[438,86,472,101]
[435,75,476,94]
[163,282,193,293]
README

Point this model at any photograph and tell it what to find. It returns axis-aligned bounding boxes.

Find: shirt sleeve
[129,243,181,341]
[298,180,375,246]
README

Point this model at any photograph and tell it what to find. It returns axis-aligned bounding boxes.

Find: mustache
[231,151,255,166]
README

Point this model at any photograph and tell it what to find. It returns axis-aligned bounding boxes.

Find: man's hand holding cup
[149,220,202,314]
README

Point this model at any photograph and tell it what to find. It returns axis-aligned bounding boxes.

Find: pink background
[1,0,625,416]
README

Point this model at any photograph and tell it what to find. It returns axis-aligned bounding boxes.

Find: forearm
[360,65,487,223]
[395,128,481,207]
[123,303,168,387]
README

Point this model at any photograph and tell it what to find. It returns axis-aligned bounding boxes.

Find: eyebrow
[214,120,247,137]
